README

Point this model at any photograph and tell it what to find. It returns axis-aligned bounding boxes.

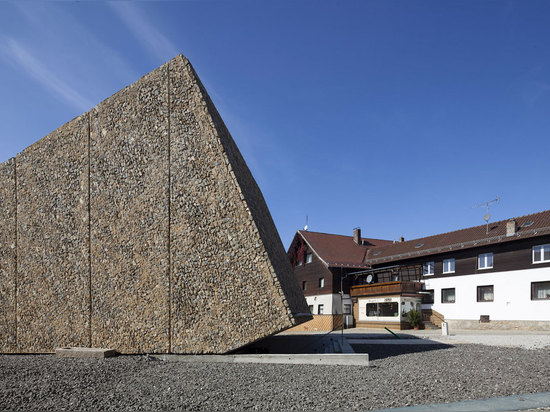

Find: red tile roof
[298,230,392,268]
[365,209,550,265]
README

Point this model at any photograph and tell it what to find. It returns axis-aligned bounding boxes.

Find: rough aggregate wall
[90,63,170,353]
[0,159,16,353]
[170,56,307,353]
[16,116,90,352]
[0,54,310,353]
[187,61,310,319]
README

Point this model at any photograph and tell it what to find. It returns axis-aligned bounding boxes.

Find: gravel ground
[1,344,550,411]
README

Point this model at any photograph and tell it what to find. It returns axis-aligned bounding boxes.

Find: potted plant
[407,309,422,330]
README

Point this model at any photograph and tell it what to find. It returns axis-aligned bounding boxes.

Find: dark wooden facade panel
[293,251,332,296]
[376,235,550,280]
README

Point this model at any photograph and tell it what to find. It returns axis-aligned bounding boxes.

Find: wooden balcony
[350,281,423,297]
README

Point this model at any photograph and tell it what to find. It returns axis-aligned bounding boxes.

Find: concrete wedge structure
[0,54,311,354]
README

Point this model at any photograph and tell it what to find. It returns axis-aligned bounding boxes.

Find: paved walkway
[344,328,550,350]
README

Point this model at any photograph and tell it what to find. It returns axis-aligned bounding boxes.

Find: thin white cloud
[108,2,179,62]
[0,38,93,111]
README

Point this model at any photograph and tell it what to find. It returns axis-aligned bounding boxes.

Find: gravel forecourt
[1,343,550,411]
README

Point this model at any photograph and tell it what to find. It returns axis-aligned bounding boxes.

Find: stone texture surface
[0,159,16,353]
[169,56,309,353]
[0,54,309,354]
[446,319,550,331]
[16,115,90,352]
[90,63,170,353]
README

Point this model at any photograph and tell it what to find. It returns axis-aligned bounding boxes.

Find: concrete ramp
[0,54,310,354]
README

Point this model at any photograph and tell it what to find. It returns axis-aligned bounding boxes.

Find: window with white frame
[319,277,325,288]
[318,304,324,314]
[533,244,550,264]
[443,258,455,274]
[306,253,312,264]
[478,253,493,270]
[423,262,434,276]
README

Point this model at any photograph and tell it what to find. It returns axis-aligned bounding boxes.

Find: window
[441,288,456,303]
[423,262,434,276]
[343,304,352,314]
[318,304,324,314]
[533,245,550,264]
[443,259,455,274]
[531,281,550,300]
[296,259,303,266]
[302,281,307,291]
[422,289,434,304]
[308,305,314,313]
[305,253,312,264]
[477,285,494,302]
[366,302,399,317]
[478,253,493,270]
[319,277,325,288]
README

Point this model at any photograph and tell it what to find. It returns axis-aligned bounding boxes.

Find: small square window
[533,245,550,264]
[318,304,324,315]
[306,253,312,264]
[443,259,455,274]
[477,285,494,302]
[478,253,493,270]
[343,304,352,314]
[531,281,550,300]
[442,288,455,303]
[302,281,307,291]
[319,277,325,288]
[423,262,434,276]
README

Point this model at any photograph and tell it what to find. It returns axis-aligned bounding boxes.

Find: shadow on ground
[236,331,453,360]
[350,343,452,360]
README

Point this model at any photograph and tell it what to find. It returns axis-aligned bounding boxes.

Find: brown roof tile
[365,209,550,265]
[298,230,392,268]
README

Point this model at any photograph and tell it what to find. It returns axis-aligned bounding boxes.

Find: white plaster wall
[424,267,550,321]
[305,294,334,314]
[305,293,353,315]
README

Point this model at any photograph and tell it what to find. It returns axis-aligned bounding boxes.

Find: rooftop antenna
[303,215,308,231]
[474,197,500,235]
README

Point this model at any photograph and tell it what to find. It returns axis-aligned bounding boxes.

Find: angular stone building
[0,55,310,354]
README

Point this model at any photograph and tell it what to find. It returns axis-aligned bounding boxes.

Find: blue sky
[1,1,549,248]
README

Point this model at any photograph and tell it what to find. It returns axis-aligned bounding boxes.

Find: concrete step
[423,321,440,330]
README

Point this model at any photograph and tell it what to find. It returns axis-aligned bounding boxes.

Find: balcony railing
[350,281,423,297]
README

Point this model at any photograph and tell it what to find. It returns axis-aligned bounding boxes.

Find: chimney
[399,236,405,243]
[506,219,517,237]
[353,227,361,245]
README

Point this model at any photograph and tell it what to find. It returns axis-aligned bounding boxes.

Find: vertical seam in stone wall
[87,113,92,347]
[167,62,172,353]
[14,156,18,350]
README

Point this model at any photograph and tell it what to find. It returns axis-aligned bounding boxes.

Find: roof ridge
[298,230,391,242]
[368,208,550,251]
